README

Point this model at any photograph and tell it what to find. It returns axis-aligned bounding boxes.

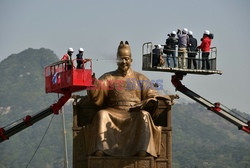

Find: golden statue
[86,41,175,157]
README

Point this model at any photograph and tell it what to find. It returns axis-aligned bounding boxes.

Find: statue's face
[117,55,132,73]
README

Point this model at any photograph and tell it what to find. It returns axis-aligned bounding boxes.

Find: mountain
[0,48,249,168]
[172,103,250,168]
[0,48,69,168]
[0,48,59,113]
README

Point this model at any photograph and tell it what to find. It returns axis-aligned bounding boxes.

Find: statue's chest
[107,77,141,102]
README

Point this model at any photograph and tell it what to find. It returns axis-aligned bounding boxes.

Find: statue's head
[117,41,133,74]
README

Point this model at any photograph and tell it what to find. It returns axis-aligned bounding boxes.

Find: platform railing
[142,42,153,68]
[45,59,92,76]
[45,59,92,93]
[142,44,218,71]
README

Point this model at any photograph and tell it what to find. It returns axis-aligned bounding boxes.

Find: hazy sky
[0,0,249,114]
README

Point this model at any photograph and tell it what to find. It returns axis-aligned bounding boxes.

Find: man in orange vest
[61,48,74,70]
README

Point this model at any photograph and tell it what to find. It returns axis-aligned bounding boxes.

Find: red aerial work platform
[45,59,93,94]
[0,59,93,143]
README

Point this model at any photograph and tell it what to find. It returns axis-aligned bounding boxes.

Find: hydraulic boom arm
[0,92,71,143]
[171,73,250,134]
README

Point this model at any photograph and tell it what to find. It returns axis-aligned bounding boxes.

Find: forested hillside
[0,48,249,168]
[0,48,67,168]
[172,103,250,168]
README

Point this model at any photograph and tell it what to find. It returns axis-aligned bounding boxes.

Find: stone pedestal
[88,157,154,168]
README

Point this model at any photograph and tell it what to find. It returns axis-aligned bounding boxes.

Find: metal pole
[61,107,69,168]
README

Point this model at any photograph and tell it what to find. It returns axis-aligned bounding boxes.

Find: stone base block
[88,156,154,168]
[155,159,169,168]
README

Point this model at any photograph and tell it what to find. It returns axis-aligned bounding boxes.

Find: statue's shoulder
[99,70,117,80]
[133,70,150,80]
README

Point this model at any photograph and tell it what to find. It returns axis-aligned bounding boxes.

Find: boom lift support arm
[0,92,71,143]
[171,72,250,134]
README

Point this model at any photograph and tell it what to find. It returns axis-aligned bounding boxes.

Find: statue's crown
[117,41,131,57]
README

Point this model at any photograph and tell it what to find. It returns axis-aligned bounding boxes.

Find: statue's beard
[118,63,130,76]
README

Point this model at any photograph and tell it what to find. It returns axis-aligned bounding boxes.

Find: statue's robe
[86,69,162,157]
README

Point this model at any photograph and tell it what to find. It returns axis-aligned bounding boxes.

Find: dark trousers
[67,65,72,70]
[77,63,82,69]
[188,53,197,69]
[152,54,160,67]
[202,52,210,70]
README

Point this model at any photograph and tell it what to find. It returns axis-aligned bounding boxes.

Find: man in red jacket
[61,48,74,70]
[197,30,211,70]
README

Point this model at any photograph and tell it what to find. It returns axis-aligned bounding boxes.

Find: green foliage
[172,103,250,168]
[0,48,72,168]
[0,48,59,110]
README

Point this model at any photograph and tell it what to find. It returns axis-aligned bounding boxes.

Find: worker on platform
[177,28,189,69]
[152,45,162,67]
[61,48,74,70]
[76,48,84,69]
[197,30,211,70]
[187,31,198,69]
[76,48,91,69]
[152,45,164,67]
[164,31,178,68]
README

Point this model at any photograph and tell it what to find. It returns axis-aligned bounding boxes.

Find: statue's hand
[169,94,179,100]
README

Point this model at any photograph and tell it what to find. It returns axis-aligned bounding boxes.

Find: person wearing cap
[61,48,74,70]
[197,30,211,70]
[164,31,178,68]
[187,31,198,69]
[76,48,84,69]
[177,28,189,68]
[152,44,163,67]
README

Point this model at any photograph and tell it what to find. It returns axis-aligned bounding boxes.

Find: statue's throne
[72,95,173,168]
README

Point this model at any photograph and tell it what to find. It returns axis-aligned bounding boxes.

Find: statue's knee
[141,110,151,117]
[96,110,109,119]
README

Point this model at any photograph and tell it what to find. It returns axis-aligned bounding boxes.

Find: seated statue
[86,41,175,158]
